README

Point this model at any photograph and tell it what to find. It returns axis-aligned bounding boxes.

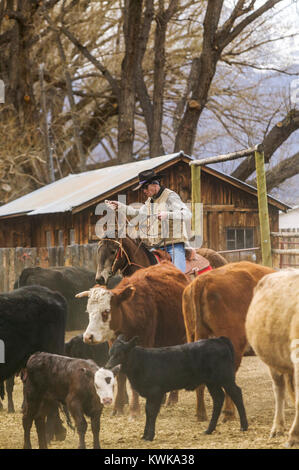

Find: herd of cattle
[0,258,299,449]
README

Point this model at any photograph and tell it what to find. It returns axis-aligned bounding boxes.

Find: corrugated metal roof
[0,153,182,217]
[0,151,291,217]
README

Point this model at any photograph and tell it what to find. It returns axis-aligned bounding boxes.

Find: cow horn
[75,291,90,298]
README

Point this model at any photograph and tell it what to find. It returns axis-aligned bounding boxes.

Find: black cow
[106,335,248,441]
[15,266,122,330]
[65,334,109,367]
[21,352,118,449]
[14,266,95,330]
[0,269,121,413]
[0,285,67,441]
[0,335,110,413]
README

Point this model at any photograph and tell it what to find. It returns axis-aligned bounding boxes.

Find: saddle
[184,248,212,277]
[148,246,212,277]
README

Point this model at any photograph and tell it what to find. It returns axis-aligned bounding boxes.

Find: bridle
[98,239,147,276]
[97,204,163,278]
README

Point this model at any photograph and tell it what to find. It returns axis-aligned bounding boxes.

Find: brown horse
[95,235,227,285]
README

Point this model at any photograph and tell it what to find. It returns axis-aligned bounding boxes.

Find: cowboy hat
[132,169,164,191]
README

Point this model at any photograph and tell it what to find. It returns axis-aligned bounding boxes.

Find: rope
[101,239,146,274]
[100,203,178,273]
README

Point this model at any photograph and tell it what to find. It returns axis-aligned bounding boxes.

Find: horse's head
[96,239,132,285]
[96,240,118,285]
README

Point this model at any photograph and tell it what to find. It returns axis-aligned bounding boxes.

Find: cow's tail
[182,283,196,343]
[194,275,213,341]
[285,373,295,404]
[60,404,75,431]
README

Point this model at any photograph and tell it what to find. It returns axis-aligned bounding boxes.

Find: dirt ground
[0,332,298,450]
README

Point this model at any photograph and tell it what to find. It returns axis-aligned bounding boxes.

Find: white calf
[94,367,119,405]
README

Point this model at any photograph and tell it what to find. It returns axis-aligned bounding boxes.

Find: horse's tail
[196,248,227,268]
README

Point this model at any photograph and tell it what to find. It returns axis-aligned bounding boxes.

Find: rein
[102,239,147,274]
[98,204,164,277]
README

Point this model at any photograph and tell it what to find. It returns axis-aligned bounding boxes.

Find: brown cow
[182,260,275,421]
[77,261,189,417]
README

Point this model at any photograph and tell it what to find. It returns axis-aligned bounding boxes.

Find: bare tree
[0,0,298,205]
[232,109,299,181]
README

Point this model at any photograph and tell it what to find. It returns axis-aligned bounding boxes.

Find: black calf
[106,335,248,441]
[64,334,109,367]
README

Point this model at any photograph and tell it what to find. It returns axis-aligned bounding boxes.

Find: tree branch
[217,0,284,50]
[58,24,120,100]
[221,59,299,76]
[248,152,299,190]
[232,109,299,181]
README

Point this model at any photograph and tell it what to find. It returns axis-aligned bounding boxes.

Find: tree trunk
[55,33,86,172]
[4,0,39,125]
[118,0,143,163]
[174,0,223,154]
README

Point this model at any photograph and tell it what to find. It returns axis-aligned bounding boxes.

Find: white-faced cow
[76,261,189,417]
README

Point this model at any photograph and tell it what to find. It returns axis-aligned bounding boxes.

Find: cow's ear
[81,367,94,379]
[111,365,121,377]
[114,285,135,305]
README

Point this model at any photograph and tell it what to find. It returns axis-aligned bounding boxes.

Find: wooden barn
[0,152,290,263]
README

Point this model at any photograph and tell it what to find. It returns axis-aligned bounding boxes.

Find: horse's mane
[136,239,159,265]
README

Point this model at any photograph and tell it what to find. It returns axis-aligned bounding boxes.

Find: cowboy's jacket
[118,187,192,247]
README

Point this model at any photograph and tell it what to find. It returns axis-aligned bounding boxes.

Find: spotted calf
[22,352,119,449]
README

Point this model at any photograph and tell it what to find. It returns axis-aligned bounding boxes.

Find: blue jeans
[165,242,186,273]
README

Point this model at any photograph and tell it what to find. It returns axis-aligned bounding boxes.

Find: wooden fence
[271,229,299,268]
[0,244,98,293]
[218,247,261,264]
[1,235,298,294]
[219,230,299,268]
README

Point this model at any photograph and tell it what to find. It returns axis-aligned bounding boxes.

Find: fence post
[255,150,272,267]
[191,164,201,238]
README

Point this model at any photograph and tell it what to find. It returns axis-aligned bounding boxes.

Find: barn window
[226,228,254,250]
